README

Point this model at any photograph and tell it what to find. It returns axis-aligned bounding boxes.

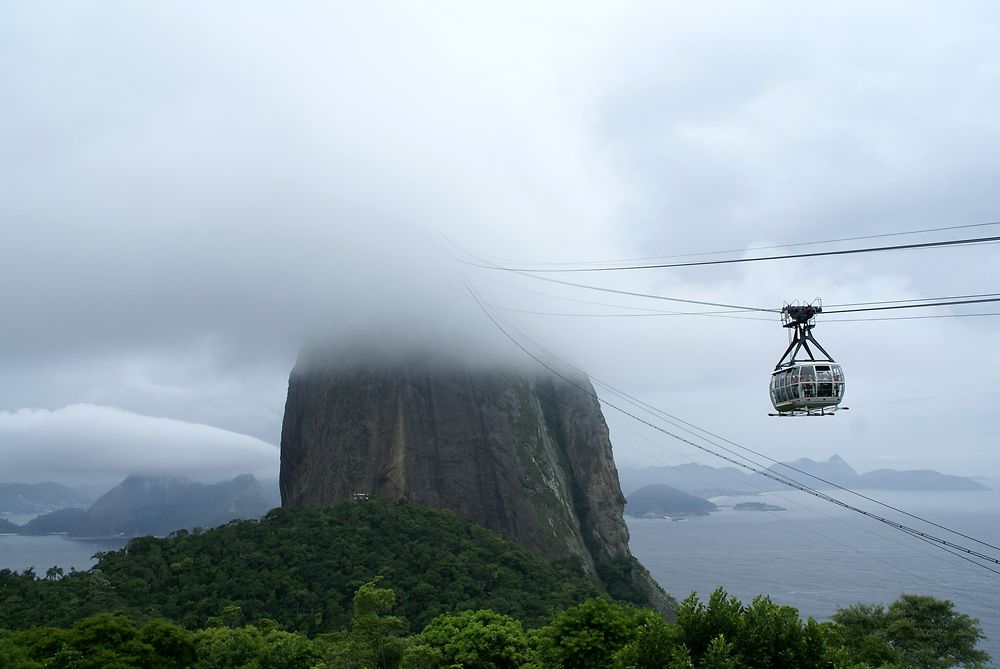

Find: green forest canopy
[1,499,601,634]
[0,499,990,668]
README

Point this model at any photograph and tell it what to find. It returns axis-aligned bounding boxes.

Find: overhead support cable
[466,234,1000,273]
[824,297,1000,314]
[485,303,774,320]
[467,267,748,315]
[461,266,776,314]
[459,220,1000,267]
[437,236,778,313]
[826,312,1000,322]
[825,292,1000,308]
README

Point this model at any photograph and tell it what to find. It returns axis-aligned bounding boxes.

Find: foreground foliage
[0,577,989,669]
[830,594,990,669]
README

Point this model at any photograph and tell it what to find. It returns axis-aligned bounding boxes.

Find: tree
[0,629,42,669]
[2,614,189,669]
[61,613,154,669]
[534,598,657,669]
[831,594,990,669]
[192,621,322,669]
[611,615,687,669]
[327,578,406,669]
[674,588,831,669]
[137,619,196,669]
[700,635,738,669]
[420,609,531,669]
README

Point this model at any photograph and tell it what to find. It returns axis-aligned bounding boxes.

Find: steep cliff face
[280,349,672,612]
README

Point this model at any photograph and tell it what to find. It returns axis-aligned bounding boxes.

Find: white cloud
[0,1,997,482]
[0,404,279,485]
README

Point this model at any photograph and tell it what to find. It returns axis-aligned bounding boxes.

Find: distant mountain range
[617,455,989,497]
[0,474,278,538]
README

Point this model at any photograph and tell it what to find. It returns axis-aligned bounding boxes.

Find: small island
[625,484,718,519]
[733,501,786,512]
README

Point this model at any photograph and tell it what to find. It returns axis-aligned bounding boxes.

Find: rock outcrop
[280,347,672,612]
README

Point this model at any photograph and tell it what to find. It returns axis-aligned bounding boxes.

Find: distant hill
[0,482,101,515]
[762,454,859,486]
[69,474,276,538]
[857,469,987,490]
[971,476,999,490]
[625,485,717,518]
[19,508,88,535]
[619,455,987,497]
[0,518,19,533]
[618,463,762,497]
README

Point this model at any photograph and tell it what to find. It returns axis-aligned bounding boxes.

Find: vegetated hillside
[625,485,717,518]
[0,498,602,634]
[0,518,19,533]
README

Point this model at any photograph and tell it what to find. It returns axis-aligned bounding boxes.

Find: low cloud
[0,404,279,486]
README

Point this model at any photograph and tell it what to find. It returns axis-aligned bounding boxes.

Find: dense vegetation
[0,582,988,668]
[0,499,599,634]
[0,499,990,668]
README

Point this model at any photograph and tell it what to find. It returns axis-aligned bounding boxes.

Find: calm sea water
[627,489,1000,662]
[0,534,127,573]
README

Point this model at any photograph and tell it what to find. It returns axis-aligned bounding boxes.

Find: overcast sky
[1,1,998,487]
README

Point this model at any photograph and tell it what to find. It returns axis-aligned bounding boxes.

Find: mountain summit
[279,346,671,611]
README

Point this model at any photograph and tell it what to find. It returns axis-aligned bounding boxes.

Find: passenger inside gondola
[800,366,815,398]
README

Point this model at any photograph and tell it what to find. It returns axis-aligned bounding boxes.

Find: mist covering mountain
[618,455,988,497]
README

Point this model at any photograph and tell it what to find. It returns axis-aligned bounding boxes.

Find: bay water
[628,489,1000,662]
[0,534,126,573]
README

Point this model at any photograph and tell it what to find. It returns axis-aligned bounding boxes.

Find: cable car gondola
[769,301,846,416]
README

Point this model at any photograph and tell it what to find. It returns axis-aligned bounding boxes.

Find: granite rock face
[279,348,672,612]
